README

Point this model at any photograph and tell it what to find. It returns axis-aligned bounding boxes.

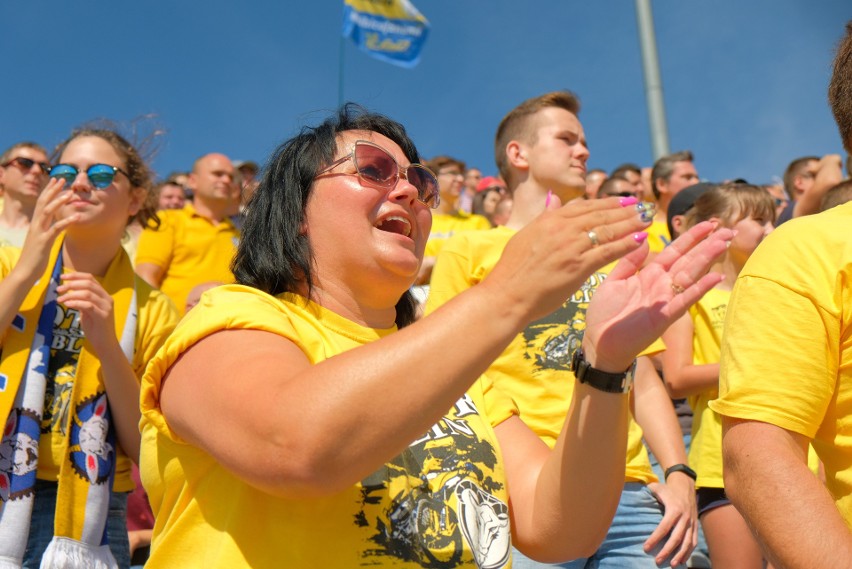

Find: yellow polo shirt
[136,205,239,313]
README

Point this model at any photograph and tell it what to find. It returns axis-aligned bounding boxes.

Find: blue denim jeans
[647,434,711,568]
[22,480,131,569]
[512,483,685,569]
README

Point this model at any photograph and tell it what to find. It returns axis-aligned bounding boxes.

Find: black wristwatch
[570,348,635,394]
[664,463,697,482]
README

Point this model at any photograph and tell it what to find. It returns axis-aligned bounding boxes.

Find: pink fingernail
[619,196,639,206]
[633,232,648,244]
[545,190,552,207]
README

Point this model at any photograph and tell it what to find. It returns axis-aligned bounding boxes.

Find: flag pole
[634,0,670,160]
[338,33,345,108]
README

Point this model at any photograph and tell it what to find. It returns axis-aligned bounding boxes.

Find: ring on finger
[671,283,686,295]
[587,230,600,248]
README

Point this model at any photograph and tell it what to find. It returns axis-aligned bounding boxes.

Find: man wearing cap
[0,142,50,247]
[648,151,700,254]
[476,175,507,194]
[234,159,260,205]
[136,153,240,313]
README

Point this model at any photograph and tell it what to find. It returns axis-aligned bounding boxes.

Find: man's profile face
[663,161,699,198]
[523,107,589,202]
[794,160,819,194]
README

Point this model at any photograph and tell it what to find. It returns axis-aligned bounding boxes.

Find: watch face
[570,348,583,373]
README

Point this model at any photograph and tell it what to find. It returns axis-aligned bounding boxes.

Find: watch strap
[664,463,697,482]
[570,348,635,393]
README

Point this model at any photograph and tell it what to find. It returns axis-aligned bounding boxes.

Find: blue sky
[2,2,849,185]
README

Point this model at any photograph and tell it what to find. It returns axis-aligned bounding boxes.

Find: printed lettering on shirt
[43,305,83,436]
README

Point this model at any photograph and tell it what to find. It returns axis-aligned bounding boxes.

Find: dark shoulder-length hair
[231,103,421,328]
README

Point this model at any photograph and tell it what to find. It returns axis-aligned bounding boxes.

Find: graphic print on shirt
[522,271,606,373]
[42,305,84,436]
[357,394,511,568]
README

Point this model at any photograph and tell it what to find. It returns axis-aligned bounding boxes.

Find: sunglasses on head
[49,163,130,189]
[3,157,50,175]
[317,140,440,209]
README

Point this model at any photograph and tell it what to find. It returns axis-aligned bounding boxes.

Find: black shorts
[696,487,731,517]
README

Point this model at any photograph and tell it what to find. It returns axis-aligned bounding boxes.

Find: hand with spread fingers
[13,177,79,280]
[582,220,734,372]
[483,196,656,323]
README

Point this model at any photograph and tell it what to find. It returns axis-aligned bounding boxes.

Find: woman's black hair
[231,103,420,327]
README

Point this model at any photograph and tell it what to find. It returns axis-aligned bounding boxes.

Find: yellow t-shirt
[427,227,657,484]
[135,205,239,313]
[424,211,492,259]
[0,246,179,492]
[711,202,852,524]
[140,286,513,568]
[647,219,671,254]
[686,287,729,489]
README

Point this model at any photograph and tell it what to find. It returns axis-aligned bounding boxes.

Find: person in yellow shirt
[0,142,50,248]
[711,22,852,568]
[135,153,240,312]
[415,155,491,286]
[0,128,179,567]
[428,91,701,569]
[647,152,700,255]
[661,183,776,568]
[139,104,732,568]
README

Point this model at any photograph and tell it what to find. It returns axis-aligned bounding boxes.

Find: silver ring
[587,230,600,248]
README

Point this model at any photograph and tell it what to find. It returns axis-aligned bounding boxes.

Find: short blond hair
[494,91,581,189]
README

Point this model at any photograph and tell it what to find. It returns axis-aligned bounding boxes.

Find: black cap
[667,182,717,237]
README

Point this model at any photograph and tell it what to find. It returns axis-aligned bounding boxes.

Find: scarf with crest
[0,238,136,569]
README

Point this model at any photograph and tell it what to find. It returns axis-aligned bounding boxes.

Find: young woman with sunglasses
[0,129,180,568]
[139,105,733,568]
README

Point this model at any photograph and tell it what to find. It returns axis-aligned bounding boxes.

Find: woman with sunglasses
[0,129,180,568]
[139,105,732,568]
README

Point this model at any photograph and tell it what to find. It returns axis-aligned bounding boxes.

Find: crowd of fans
[0,20,851,569]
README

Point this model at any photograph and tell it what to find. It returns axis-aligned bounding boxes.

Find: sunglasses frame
[49,163,130,190]
[317,140,440,209]
[2,156,50,175]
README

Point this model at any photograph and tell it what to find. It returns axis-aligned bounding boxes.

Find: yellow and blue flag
[343,0,430,68]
